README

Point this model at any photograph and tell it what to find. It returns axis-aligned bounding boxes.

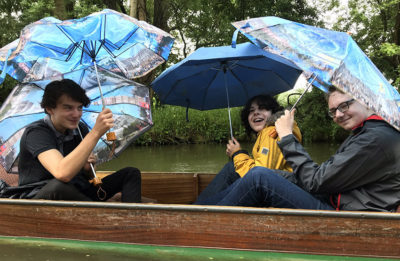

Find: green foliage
[331,0,400,91]
[135,105,247,145]
[0,77,17,107]
[167,0,319,59]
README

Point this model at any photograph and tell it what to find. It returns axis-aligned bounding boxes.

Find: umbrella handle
[106,132,116,141]
[91,176,103,186]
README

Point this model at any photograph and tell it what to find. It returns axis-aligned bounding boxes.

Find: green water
[0,237,391,261]
[98,142,339,172]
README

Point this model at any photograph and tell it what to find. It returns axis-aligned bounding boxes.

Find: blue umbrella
[0,9,174,84]
[232,16,400,131]
[151,42,302,138]
[0,67,153,173]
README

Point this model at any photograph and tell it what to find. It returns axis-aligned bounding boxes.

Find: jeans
[212,167,334,210]
[195,161,240,204]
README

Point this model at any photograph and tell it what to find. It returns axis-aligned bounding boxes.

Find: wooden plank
[98,171,216,204]
[0,200,399,258]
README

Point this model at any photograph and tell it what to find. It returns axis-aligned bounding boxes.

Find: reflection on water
[99,142,340,173]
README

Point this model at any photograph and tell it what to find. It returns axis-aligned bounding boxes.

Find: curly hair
[41,79,90,113]
[241,94,283,136]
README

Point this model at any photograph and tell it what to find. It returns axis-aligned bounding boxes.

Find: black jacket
[277,119,400,212]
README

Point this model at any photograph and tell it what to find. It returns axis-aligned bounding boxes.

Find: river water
[98,142,340,172]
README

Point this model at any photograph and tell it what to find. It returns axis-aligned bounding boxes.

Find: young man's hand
[83,153,97,173]
[93,108,114,138]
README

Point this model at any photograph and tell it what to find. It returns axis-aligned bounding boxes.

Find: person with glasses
[201,86,400,212]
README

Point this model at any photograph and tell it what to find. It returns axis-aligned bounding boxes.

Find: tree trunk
[137,0,147,21]
[130,0,138,18]
[54,0,67,20]
[154,0,169,32]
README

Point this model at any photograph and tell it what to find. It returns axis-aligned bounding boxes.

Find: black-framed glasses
[328,99,355,118]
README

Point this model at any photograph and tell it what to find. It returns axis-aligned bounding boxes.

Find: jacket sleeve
[233,150,254,177]
[233,126,294,177]
[277,127,394,194]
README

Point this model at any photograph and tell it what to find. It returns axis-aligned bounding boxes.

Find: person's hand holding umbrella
[91,108,114,139]
[226,137,241,158]
[275,109,296,140]
[84,153,97,175]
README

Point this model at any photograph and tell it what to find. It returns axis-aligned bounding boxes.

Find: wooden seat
[98,171,215,204]
[0,168,215,204]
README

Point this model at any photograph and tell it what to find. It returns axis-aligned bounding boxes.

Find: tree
[330,0,400,90]
[167,0,320,59]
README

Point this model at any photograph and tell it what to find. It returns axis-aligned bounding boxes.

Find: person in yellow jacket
[195,94,302,204]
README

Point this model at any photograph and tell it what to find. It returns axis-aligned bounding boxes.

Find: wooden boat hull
[1,171,400,258]
[0,199,399,258]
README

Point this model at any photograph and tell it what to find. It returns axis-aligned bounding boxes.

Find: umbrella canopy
[0,67,152,172]
[151,42,302,110]
[232,16,400,131]
[0,9,174,84]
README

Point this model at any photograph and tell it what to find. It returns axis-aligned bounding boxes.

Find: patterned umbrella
[232,16,400,131]
[0,9,174,83]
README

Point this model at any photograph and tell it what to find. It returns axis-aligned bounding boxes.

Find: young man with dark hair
[16,79,142,202]
[202,87,400,212]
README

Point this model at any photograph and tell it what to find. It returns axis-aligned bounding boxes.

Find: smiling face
[248,101,273,133]
[328,91,372,130]
[46,94,83,134]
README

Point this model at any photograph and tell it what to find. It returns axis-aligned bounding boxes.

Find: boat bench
[97,171,215,204]
[0,166,215,204]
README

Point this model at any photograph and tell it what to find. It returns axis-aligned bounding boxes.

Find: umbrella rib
[235,63,295,90]
[30,41,74,56]
[99,27,141,61]
[200,69,220,110]
[159,69,212,102]
[53,24,83,62]
[229,68,250,99]
[56,24,77,45]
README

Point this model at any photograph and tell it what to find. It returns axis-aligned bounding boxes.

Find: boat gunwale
[1,198,399,220]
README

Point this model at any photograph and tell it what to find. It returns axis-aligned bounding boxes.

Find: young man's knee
[121,167,141,179]
[48,179,70,190]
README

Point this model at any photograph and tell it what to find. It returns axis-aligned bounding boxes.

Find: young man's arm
[38,108,113,182]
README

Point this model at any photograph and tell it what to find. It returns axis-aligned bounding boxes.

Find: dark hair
[325,86,345,101]
[41,79,90,113]
[241,94,283,135]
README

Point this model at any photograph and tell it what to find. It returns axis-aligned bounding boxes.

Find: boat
[0,170,399,259]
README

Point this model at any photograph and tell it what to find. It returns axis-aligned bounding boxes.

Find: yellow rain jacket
[233,122,302,177]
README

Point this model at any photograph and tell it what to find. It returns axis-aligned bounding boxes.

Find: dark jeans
[33,167,141,203]
[204,166,334,210]
[195,161,240,204]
